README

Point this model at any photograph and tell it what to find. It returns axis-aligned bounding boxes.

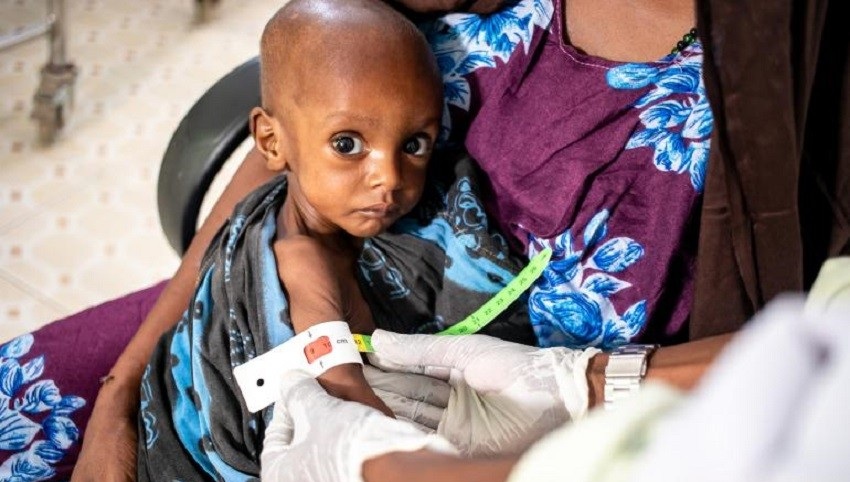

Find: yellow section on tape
[352,334,374,353]
[354,247,552,353]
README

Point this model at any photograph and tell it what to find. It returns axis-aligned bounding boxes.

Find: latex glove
[369,330,600,456]
[363,365,449,432]
[261,371,456,482]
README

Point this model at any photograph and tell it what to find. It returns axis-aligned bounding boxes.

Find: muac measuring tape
[353,247,552,352]
[233,248,552,412]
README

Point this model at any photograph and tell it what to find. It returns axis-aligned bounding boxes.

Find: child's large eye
[402,135,431,156]
[331,134,365,155]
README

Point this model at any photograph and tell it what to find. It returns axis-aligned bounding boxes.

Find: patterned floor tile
[0,0,283,342]
[0,275,64,343]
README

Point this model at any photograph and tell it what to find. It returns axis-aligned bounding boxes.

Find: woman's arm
[115,147,275,384]
[585,333,734,407]
[363,332,729,482]
[71,147,276,482]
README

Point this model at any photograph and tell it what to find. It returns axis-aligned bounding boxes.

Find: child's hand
[317,363,395,417]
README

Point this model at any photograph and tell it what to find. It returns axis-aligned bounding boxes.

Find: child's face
[272,59,442,239]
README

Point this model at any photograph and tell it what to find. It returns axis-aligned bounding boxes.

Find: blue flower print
[527,210,648,349]
[606,45,714,191]
[0,334,86,481]
[421,0,553,139]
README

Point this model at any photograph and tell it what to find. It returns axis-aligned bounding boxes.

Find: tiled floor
[0,0,280,343]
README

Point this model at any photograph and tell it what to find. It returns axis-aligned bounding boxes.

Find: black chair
[157,57,260,255]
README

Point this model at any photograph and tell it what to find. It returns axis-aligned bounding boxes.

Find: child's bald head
[259,0,440,114]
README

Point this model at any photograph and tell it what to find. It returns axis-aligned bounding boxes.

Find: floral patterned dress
[418,0,713,349]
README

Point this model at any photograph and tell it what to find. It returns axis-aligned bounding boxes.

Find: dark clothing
[692,0,850,337]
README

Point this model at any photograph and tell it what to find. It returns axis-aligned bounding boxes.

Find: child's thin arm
[276,237,351,332]
[275,236,393,417]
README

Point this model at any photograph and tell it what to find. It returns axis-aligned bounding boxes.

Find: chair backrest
[157,57,260,254]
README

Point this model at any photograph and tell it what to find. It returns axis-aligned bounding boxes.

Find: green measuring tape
[353,247,552,353]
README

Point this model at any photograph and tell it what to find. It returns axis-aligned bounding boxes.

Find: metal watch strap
[604,344,659,410]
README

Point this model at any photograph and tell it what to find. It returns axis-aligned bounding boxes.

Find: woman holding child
[0,0,843,480]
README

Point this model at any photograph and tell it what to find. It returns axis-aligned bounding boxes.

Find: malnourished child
[247,0,443,416]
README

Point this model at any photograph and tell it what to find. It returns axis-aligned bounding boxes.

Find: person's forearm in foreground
[364,450,519,482]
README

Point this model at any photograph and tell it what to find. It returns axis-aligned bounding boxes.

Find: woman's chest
[464,37,711,246]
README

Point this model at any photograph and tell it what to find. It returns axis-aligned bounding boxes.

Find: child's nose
[366,150,403,192]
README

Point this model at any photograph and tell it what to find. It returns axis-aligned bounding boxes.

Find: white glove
[261,370,455,482]
[363,365,449,432]
[369,330,600,456]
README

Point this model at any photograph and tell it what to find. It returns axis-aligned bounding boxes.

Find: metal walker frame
[0,0,77,144]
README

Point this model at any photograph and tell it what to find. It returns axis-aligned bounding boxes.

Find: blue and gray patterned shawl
[136,152,534,480]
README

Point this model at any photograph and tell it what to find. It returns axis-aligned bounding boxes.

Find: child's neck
[277,196,363,255]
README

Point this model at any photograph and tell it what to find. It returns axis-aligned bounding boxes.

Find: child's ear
[250,107,287,171]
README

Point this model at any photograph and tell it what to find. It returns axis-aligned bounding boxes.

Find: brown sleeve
[809,1,850,258]
[691,0,849,338]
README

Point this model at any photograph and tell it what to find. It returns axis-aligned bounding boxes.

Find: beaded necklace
[671,28,698,55]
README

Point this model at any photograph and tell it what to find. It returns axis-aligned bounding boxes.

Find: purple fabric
[0,281,166,481]
[427,0,711,347]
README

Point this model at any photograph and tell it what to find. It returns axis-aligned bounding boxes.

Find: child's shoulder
[272,234,351,290]
[273,235,334,275]
[272,234,358,324]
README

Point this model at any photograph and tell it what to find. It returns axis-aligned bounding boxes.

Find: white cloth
[805,256,850,318]
[508,294,850,482]
[507,383,682,482]
[632,296,849,482]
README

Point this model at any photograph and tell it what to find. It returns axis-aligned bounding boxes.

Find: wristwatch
[604,344,659,410]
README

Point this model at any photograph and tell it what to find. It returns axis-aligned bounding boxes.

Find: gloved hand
[363,365,449,432]
[369,330,600,456]
[261,371,456,482]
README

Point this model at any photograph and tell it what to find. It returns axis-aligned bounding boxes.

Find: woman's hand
[70,377,140,482]
[261,371,455,482]
[368,330,600,456]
